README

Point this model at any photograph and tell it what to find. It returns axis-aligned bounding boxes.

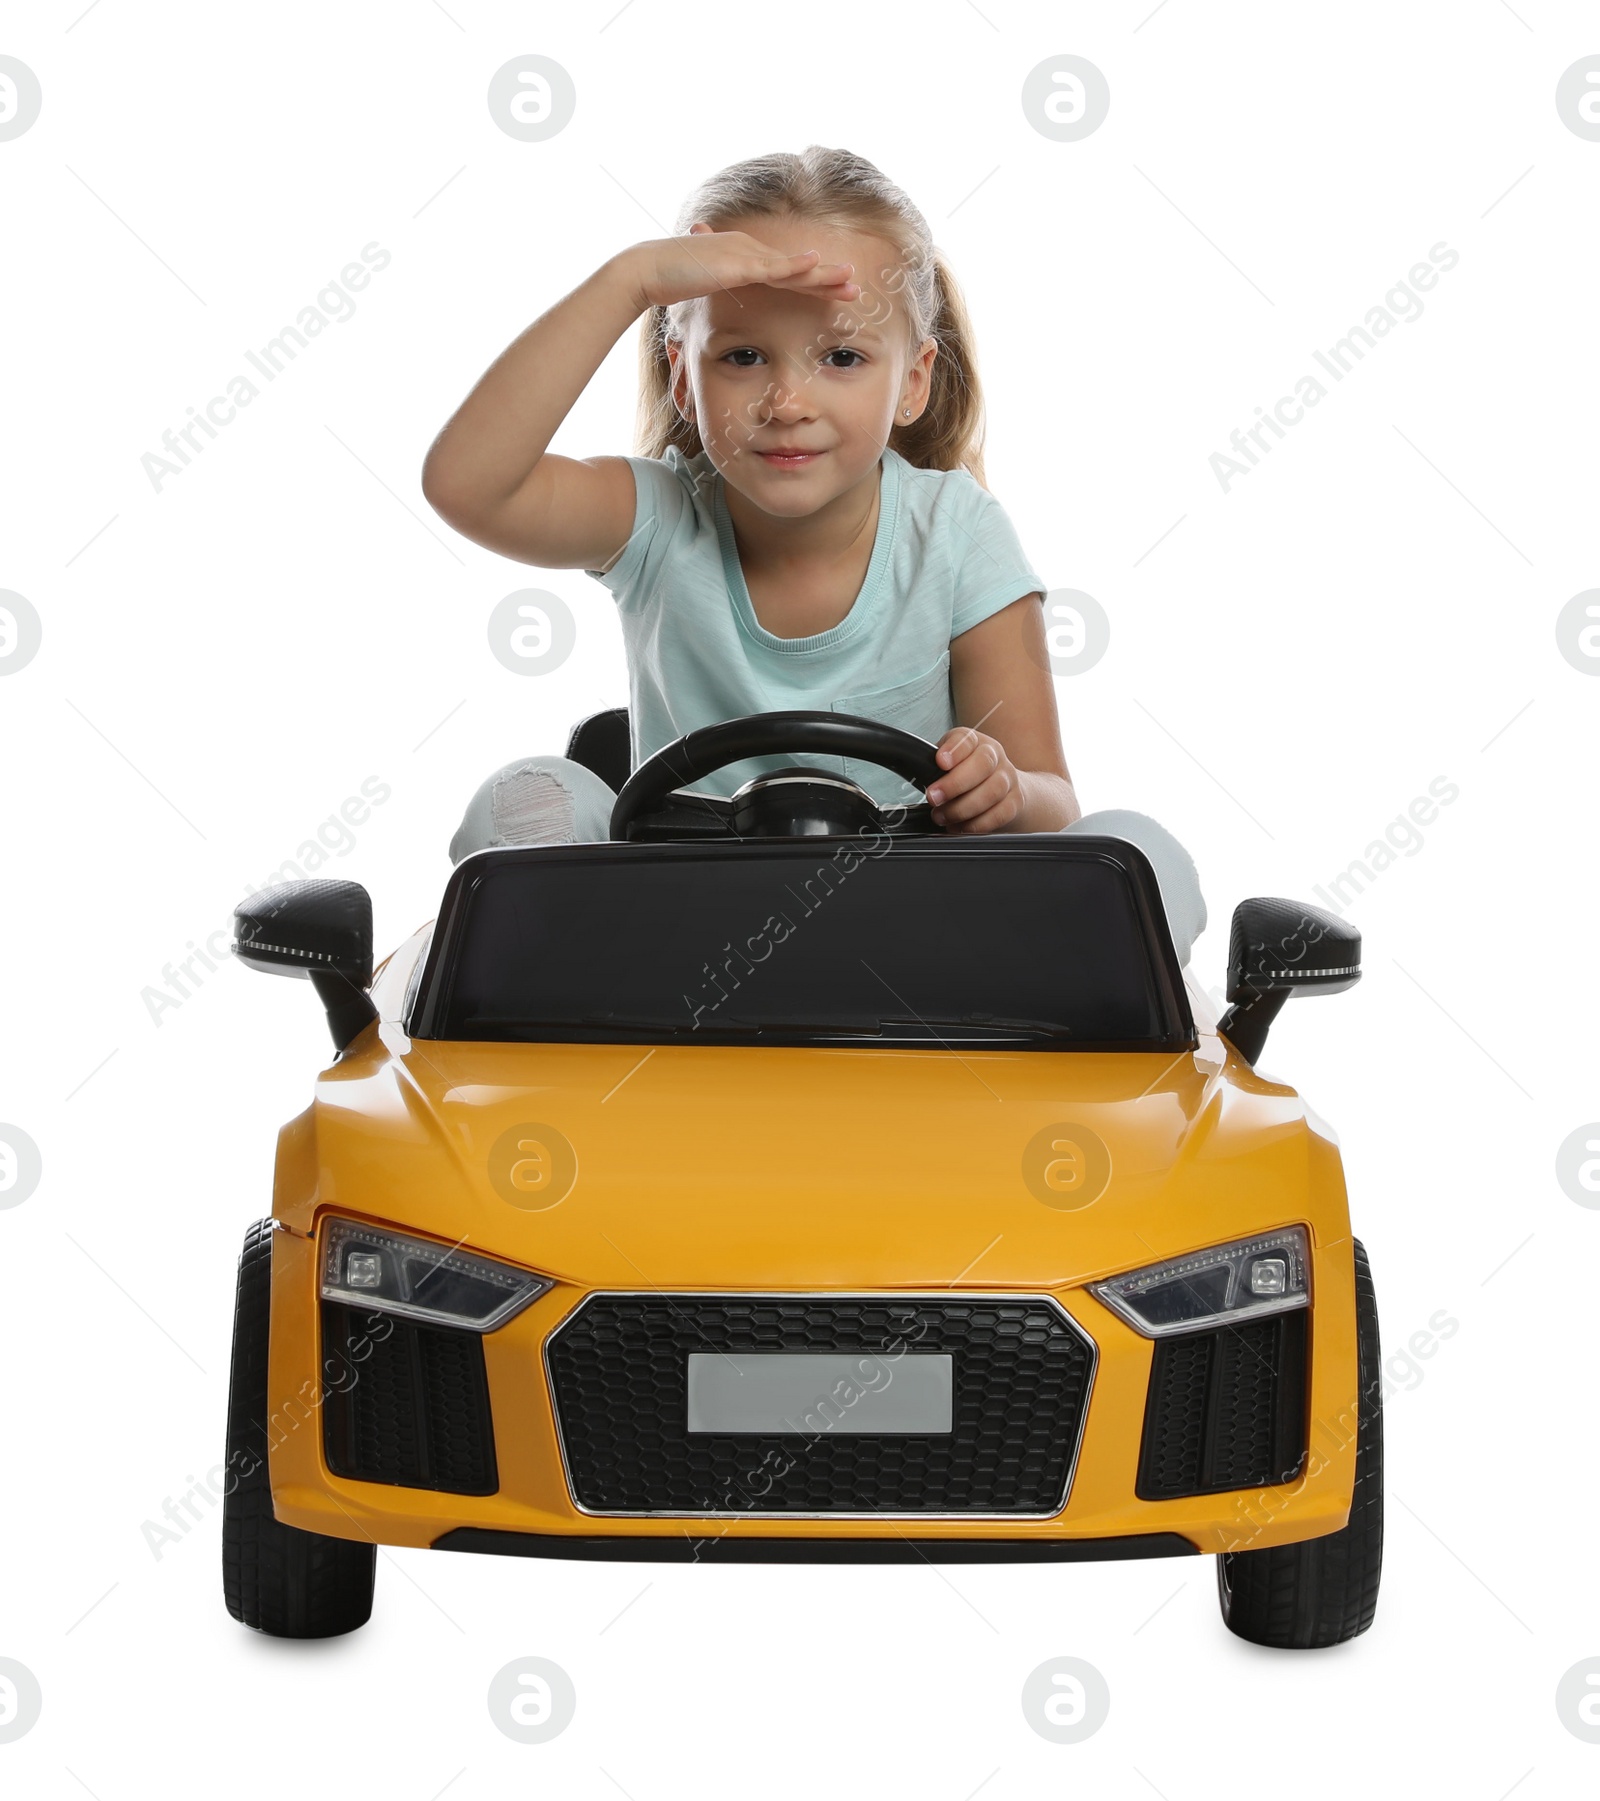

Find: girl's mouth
[757,449,824,468]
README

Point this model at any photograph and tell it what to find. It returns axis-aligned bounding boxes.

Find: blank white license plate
[686,1351,953,1434]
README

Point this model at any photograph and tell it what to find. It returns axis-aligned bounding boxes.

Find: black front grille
[321,1301,498,1495]
[545,1294,1095,1515]
[1136,1310,1307,1500]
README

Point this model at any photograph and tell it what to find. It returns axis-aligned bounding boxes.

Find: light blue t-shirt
[583,443,1048,805]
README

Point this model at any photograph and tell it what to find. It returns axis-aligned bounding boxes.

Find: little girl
[421,145,1205,963]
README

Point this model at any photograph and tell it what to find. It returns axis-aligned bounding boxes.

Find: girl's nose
[760,381,812,420]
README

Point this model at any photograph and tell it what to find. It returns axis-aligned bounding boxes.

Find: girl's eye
[717,345,857,371]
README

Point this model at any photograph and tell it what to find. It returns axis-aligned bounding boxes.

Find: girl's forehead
[722,214,904,272]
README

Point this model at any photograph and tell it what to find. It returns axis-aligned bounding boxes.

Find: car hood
[278,1023,1339,1291]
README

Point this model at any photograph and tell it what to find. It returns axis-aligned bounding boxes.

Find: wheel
[607,708,947,841]
[222,1219,376,1637]
[1216,1237,1383,1648]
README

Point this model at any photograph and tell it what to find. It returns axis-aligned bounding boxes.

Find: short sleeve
[946,481,1049,639]
[582,452,696,610]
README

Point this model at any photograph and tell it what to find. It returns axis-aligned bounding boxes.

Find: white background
[2,1,1597,1794]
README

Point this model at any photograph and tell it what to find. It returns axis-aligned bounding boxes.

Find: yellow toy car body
[221,710,1382,1648]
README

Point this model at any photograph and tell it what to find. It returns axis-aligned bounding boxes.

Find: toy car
[222,709,1382,1648]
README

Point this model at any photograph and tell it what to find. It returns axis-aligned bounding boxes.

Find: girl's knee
[449,753,617,865]
[1062,808,1207,965]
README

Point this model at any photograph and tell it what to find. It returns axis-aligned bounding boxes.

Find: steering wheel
[608,710,947,843]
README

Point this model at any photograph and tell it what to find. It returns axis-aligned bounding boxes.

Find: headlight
[1089,1226,1310,1337]
[319,1217,552,1332]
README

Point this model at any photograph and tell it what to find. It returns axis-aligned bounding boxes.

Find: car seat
[563,706,631,793]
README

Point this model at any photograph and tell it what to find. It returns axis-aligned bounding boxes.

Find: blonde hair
[634,145,988,488]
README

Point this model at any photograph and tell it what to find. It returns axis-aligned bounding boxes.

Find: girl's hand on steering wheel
[927,727,1022,834]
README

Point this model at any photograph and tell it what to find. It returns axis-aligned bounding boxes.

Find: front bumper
[265,1225,1360,1560]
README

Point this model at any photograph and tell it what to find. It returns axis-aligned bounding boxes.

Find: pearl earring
[903,408,911,417]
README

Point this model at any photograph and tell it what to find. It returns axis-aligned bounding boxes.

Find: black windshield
[411,836,1193,1050]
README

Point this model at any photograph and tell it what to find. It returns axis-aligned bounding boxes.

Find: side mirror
[233,879,378,1054]
[1216,898,1360,1066]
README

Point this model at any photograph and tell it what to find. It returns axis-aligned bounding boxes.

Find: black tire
[222,1219,376,1637]
[1216,1237,1383,1648]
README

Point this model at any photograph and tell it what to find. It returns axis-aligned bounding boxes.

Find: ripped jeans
[449,753,1208,966]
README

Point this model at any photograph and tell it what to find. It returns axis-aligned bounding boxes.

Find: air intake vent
[1136,1311,1307,1500]
[321,1301,498,1496]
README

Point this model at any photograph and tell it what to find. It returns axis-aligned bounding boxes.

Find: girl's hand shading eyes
[926,727,1024,834]
[624,225,860,313]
